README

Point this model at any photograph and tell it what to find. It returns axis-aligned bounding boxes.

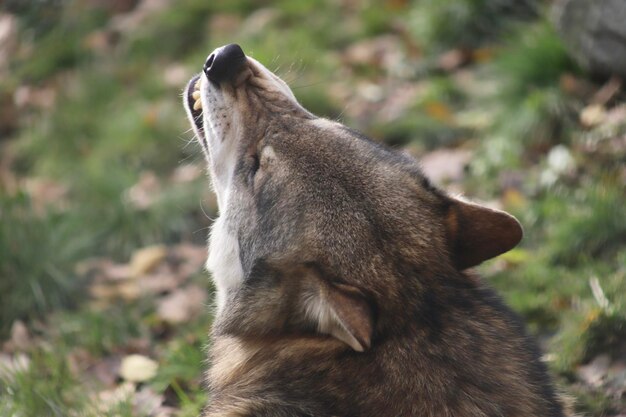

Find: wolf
[183,43,565,417]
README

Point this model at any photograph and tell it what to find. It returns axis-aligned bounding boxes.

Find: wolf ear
[446,198,523,270]
[303,278,373,352]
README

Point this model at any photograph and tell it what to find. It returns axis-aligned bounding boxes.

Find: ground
[0,0,625,416]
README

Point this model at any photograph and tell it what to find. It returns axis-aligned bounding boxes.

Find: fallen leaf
[437,49,469,72]
[171,164,202,183]
[83,30,116,53]
[419,148,472,184]
[84,259,131,281]
[139,270,180,294]
[3,320,31,352]
[22,177,69,214]
[162,63,190,88]
[109,0,170,35]
[580,104,607,128]
[605,104,626,125]
[13,85,57,110]
[134,386,166,416]
[591,76,622,105]
[471,46,496,63]
[208,13,243,39]
[88,355,122,387]
[130,245,167,277]
[172,243,207,271]
[156,284,208,324]
[66,348,92,378]
[343,35,406,75]
[377,84,420,123]
[577,354,611,388]
[357,82,383,103]
[117,280,141,301]
[240,8,277,38]
[125,171,161,210]
[119,354,158,382]
[424,101,454,123]
[89,283,121,300]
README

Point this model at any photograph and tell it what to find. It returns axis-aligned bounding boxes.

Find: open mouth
[185,74,205,141]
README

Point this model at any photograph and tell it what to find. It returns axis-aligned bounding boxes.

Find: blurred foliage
[0,193,90,334]
[408,0,540,52]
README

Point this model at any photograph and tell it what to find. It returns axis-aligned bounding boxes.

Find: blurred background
[0,0,625,415]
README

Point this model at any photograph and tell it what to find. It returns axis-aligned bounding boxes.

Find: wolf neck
[206,214,244,315]
[205,278,562,417]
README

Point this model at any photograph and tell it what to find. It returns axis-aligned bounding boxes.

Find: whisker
[199,198,216,222]
[290,80,328,89]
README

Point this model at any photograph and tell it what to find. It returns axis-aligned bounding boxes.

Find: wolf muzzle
[203,43,247,83]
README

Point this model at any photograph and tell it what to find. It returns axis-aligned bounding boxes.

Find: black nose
[203,44,246,83]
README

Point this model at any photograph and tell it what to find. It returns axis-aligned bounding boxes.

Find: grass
[0,193,90,335]
[1,347,87,417]
[1,0,624,415]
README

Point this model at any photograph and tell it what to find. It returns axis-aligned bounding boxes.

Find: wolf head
[183,44,522,352]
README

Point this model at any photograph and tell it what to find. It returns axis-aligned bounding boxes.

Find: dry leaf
[171,163,202,183]
[591,76,622,105]
[89,283,120,300]
[117,281,141,301]
[343,35,406,75]
[13,85,57,110]
[138,270,179,294]
[119,354,158,382]
[173,243,207,270]
[5,320,31,352]
[578,354,611,388]
[82,30,115,53]
[125,171,161,210]
[130,245,167,277]
[471,47,496,63]
[22,177,69,214]
[163,63,189,88]
[424,101,454,123]
[580,104,607,128]
[240,8,277,38]
[84,259,131,281]
[208,13,243,39]
[377,84,420,123]
[134,386,166,415]
[85,354,121,387]
[437,49,469,72]
[109,0,170,35]
[66,348,92,378]
[420,148,472,184]
[156,284,208,324]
